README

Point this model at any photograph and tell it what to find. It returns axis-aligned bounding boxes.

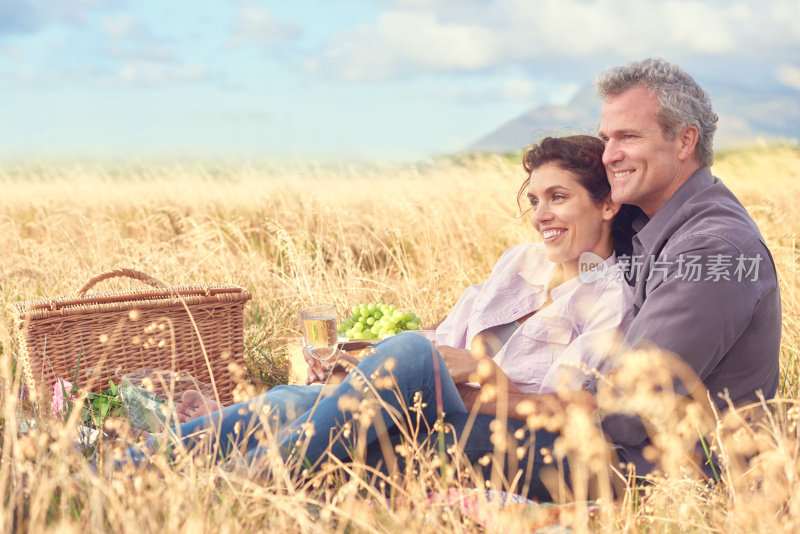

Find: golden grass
[1,145,799,532]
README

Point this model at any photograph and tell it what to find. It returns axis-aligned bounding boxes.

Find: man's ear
[602,197,621,221]
[677,126,699,162]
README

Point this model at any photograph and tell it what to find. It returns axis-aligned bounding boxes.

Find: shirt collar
[633,166,714,251]
[518,251,618,301]
[551,252,619,298]
[518,259,558,290]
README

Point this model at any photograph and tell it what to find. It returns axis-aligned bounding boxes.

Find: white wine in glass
[301,304,338,361]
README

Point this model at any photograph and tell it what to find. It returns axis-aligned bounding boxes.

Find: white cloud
[117,63,208,85]
[499,78,539,101]
[769,1,800,40]
[107,43,173,62]
[371,0,468,6]
[421,77,580,107]
[777,65,800,90]
[99,13,178,68]
[322,10,499,80]
[313,0,800,81]
[101,13,141,39]
[1,43,23,59]
[227,6,299,48]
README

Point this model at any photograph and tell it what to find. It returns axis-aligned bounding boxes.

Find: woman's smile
[541,228,566,242]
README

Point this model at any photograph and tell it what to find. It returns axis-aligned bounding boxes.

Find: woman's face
[526,162,617,279]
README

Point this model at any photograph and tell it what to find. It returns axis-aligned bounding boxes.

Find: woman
[124,136,634,488]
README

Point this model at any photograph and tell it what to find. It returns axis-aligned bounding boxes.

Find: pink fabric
[435,243,633,393]
[51,378,75,418]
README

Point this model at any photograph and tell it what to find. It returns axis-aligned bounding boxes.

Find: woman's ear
[602,197,620,221]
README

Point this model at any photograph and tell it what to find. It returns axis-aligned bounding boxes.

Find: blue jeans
[122,332,569,501]
[123,332,467,466]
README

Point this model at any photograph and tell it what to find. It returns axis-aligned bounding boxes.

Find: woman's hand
[436,345,483,383]
[303,347,360,385]
[304,347,329,384]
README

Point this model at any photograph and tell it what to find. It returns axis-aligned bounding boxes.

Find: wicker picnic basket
[7,269,251,404]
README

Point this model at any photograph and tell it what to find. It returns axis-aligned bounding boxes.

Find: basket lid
[7,269,251,323]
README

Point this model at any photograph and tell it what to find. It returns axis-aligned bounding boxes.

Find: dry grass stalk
[0,146,798,532]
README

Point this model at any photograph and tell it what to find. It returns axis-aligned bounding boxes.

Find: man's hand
[436,345,483,383]
[303,347,360,385]
[564,388,598,415]
[456,383,481,411]
[456,382,597,422]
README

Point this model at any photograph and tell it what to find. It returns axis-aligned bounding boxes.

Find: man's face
[598,86,687,218]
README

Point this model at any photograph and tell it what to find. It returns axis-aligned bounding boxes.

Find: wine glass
[300,304,339,361]
[414,329,437,343]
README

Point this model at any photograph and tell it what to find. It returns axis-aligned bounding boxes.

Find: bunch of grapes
[339,303,423,340]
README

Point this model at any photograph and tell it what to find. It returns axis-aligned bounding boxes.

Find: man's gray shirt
[602,166,782,475]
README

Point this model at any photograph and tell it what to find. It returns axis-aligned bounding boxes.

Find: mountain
[469,83,800,153]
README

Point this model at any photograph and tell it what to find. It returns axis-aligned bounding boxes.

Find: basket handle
[75,269,168,296]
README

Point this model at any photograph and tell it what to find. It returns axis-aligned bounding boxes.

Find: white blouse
[435,243,634,393]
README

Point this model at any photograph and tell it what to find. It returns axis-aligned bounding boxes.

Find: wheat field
[1,145,799,532]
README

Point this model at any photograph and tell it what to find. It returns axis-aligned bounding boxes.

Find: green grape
[345,302,423,337]
[337,324,346,334]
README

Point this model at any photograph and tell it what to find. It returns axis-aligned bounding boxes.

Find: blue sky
[1,0,799,161]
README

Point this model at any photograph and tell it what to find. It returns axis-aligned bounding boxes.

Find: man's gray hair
[595,58,718,167]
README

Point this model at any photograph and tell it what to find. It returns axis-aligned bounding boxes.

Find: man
[595,58,781,477]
